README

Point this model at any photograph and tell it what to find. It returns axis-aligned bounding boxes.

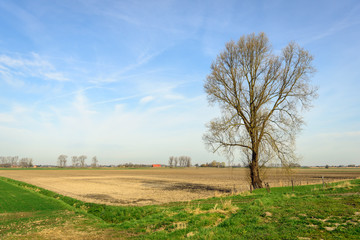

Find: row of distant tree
[198,160,226,168]
[117,163,152,168]
[168,156,191,167]
[57,155,98,168]
[325,164,358,168]
[0,156,33,168]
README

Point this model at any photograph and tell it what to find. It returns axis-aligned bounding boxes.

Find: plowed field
[0,168,359,206]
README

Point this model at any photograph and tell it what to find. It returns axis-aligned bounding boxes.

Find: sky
[0,0,359,166]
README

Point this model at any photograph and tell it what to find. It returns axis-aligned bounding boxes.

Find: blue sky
[0,0,359,166]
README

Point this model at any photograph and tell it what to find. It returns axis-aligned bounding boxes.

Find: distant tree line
[325,164,358,168]
[117,163,152,168]
[0,156,33,168]
[57,155,98,168]
[168,156,191,168]
[200,160,225,168]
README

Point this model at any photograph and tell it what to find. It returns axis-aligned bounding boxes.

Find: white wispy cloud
[0,53,69,85]
[92,94,140,106]
[139,96,154,104]
[43,72,68,82]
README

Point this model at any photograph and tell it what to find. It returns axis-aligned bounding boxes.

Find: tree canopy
[203,32,317,188]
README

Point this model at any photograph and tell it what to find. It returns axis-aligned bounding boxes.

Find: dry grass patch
[1,210,126,240]
[332,181,353,189]
[5,225,123,240]
[185,199,238,215]
[324,226,336,231]
[284,193,296,198]
[239,191,252,197]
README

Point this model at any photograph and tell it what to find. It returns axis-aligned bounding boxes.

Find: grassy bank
[0,176,359,239]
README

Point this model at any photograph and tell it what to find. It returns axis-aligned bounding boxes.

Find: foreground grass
[0,177,359,239]
[0,179,127,239]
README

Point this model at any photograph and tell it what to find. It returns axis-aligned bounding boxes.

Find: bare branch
[203,33,317,189]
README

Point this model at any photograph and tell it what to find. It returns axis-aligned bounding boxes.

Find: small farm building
[152,164,161,168]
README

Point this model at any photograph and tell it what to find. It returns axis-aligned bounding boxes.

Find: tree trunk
[250,150,263,189]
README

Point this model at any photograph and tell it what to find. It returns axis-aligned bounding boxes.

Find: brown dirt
[0,210,127,239]
[0,168,359,206]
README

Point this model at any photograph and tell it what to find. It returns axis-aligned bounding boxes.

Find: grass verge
[0,176,359,239]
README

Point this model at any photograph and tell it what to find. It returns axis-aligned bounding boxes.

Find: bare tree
[11,156,19,167]
[19,158,33,168]
[0,157,4,167]
[179,156,184,167]
[19,158,27,167]
[91,156,98,168]
[72,156,78,167]
[169,156,174,168]
[28,158,33,167]
[186,156,191,167]
[78,155,87,168]
[203,32,317,189]
[0,156,10,167]
[0,156,33,168]
[169,156,191,167]
[57,155,67,168]
[174,157,178,168]
[6,156,11,166]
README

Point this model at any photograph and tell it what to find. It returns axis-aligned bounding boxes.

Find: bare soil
[0,168,359,206]
[0,210,126,240]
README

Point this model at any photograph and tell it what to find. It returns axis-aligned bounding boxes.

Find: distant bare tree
[178,156,191,167]
[6,156,11,165]
[168,156,174,168]
[174,157,178,168]
[11,156,19,167]
[57,155,67,168]
[0,156,10,167]
[19,158,27,167]
[78,155,87,168]
[91,156,98,168]
[179,156,184,167]
[28,158,33,167]
[203,32,317,188]
[0,156,33,168]
[169,156,191,167]
[71,156,79,167]
[0,157,7,167]
[19,158,33,168]
[186,156,191,167]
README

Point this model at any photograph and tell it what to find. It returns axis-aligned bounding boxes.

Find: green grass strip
[1,176,359,239]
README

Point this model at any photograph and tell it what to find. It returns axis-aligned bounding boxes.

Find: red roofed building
[152,164,161,168]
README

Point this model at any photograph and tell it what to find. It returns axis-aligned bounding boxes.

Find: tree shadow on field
[141,180,231,193]
[164,182,232,193]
